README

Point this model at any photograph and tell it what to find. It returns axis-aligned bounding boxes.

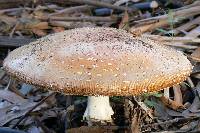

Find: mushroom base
[83,96,114,123]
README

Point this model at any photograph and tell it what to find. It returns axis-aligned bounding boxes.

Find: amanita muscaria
[3,27,192,123]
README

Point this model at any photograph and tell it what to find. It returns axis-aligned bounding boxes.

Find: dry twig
[68,0,137,12]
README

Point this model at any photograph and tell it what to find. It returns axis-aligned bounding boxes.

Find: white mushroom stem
[83,96,114,123]
[164,87,170,98]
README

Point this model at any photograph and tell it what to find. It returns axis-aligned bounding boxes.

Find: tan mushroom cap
[3,27,192,96]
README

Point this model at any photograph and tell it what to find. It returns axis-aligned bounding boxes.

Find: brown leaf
[0,15,17,32]
[30,22,49,30]
[118,11,129,30]
[129,19,168,34]
[52,27,65,33]
[131,112,141,133]
[0,15,17,27]
[190,47,200,62]
[160,96,185,110]
[16,20,49,30]
[32,28,47,36]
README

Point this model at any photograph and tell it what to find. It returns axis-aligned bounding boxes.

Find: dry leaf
[16,19,49,30]
[129,19,167,34]
[119,11,129,30]
[32,28,47,36]
[30,22,49,30]
[0,15,17,27]
[190,47,200,62]
[131,112,141,133]
[52,27,65,33]
[160,96,185,110]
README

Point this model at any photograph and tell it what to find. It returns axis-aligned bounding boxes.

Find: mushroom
[3,27,192,123]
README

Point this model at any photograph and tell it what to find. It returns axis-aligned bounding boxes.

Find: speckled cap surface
[3,27,192,96]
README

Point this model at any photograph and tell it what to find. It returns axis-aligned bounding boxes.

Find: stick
[12,92,56,128]
[130,5,200,33]
[172,25,200,49]
[176,1,200,10]
[168,16,200,35]
[134,5,200,23]
[68,0,137,12]
[37,16,118,22]
[0,0,30,9]
[142,35,200,43]
[0,36,35,47]
[0,7,32,14]
[49,5,94,16]
[142,35,199,49]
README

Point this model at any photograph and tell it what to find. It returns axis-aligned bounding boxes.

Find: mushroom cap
[3,27,192,96]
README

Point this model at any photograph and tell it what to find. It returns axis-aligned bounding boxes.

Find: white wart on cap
[3,27,192,96]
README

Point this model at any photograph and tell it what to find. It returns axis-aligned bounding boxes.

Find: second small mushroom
[3,27,192,124]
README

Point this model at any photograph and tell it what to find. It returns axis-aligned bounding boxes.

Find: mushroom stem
[83,96,114,124]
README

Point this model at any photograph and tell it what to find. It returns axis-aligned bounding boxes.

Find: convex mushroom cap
[3,27,192,96]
